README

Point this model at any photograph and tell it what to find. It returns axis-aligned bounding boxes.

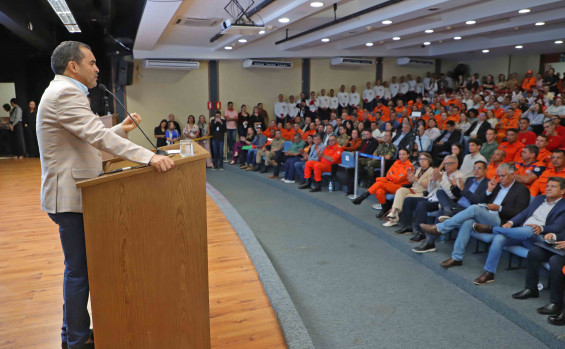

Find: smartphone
[545,239,557,245]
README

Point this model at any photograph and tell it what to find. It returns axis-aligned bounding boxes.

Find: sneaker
[409,232,426,243]
[438,216,451,223]
[280,177,286,181]
[285,180,295,183]
[211,167,217,170]
[383,220,398,227]
[371,203,382,210]
[412,242,436,253]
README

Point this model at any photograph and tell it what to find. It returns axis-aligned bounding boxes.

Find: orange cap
[527,70,533,74]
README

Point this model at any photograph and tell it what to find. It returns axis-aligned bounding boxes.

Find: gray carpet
[207,165,551,349]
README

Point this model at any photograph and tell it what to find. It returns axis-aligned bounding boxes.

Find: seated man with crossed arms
[299,135,342,192]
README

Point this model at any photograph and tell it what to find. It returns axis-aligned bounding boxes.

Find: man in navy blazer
[474,177,565,285]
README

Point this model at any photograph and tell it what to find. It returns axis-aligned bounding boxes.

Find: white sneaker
[285,180,295,183]
[438,216,451,223]
[280,177,286,181]
[372,204,382,210]
[383,221,398,227]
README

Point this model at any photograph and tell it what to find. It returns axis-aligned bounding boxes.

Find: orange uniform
[522,77,536,90]
[263,127,278,138]
[514,161,546,189]
[529,167,565,197]
[446,114,460,124]
[368,159,413,204]
[302,129,316,140]
[303,143,342,182]
[493,108,506,120]
[281,128,294,140]
[495,116,519,143]
[342,138,362,151]
[486,162,500,180]
[498,141,524,163]
[374,106,391,122]
[537,148,552,167]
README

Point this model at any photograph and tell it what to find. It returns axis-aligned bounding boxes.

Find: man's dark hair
[537,134,549,142]
[524,144,539,157]
[228,101,233,105]
[507,128,519,134]
[51,41,92,75]
[2,103,10,112]
[468,138,482,147]
[474,160,487,169]
[548,177,565,189]
[445,120,455,127]
[553,149,565,157]
[520,117,530,124]
[215,110,221,116]
[10,98,17,105]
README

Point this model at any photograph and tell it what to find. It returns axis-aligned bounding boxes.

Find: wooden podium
[76,143,211,348]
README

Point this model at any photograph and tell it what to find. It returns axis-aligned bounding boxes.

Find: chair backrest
[340,151,355,168]
[283,141,292,152]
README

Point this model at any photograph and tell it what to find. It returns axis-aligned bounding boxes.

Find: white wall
[382,58,433,81]
[0,83,16,117]
[441,54,540,79]
[310,58,376,92]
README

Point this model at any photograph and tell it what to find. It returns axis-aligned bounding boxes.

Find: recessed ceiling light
[482,49,489,53]
[382,20,392,25]
[365,42,374,47]
[224,46,232,50]
[535,22,545,26]
[424,42,431,45]
[425,29,434,33]
[310,2,324,7]
[466,20,476,25]
[453,36,462,40]
[518,9,530,14]
[556,40,563,44]
[392,36,400,40]
[321,38,330,42]
[238,39,247,43]
[515,45,523,49]
[278,17,290,23]
[258,30,265,34]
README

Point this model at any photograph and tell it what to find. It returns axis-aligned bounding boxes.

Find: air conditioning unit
[396,57,434,66]
[221,19,265,35]
[142,60,200,70]
[330,57,374,66]
[242,59,293,69]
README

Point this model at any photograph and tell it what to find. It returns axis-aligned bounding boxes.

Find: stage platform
[0,158,286,349]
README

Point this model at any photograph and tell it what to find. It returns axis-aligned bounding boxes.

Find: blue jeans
[284,157,303,180]
[434,205,501,261]
[294,161,307,181]
[226,129,236,153]
[48,213,91,348]
[246,149,258,165]
[483,226,542,273]
[212,140,224,168]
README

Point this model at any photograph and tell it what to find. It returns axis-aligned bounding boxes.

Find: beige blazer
[37,75,155,213]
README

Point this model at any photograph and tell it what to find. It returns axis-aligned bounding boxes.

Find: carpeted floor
[207,165,550,349]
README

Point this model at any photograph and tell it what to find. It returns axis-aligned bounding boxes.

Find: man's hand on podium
[150,155,175,173]
[122,112,142,133]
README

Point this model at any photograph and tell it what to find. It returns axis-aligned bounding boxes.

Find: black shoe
[299,180,311,189]
[548,312,565,326]
[409,232,426,243]
[252,165,260,171]
[376,210,388,219]
[412,242,436,253]
[260,166,268,173]
[394,226,412,235]
[352,191,370,205]
[310,184,321,192]
[512,288,540,300]
[537,303,563,315]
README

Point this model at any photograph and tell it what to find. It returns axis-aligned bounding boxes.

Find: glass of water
[180,140,193,157]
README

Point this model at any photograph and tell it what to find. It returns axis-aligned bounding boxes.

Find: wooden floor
[0,158,286,349]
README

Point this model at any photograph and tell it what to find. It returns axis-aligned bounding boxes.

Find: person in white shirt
[287,95,299,121]
[337,84,349,116]
[407,74,417,101]
[328,89,339,113]
[307,91,319,118]
[545,97,565,120]
[423,72,431,92]
[373,79,385,105]
[390,76,400,100]
[426,77,438,99]
[459,138,486,178]
[274,94,288,124]
[383,81,392,101]
[318,88,331,120]
[348,85,360,115]
[415,76,425,97]
[362,81,376,112]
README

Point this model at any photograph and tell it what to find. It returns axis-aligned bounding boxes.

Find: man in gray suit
[9,98,26,158]
[37,41,174,349]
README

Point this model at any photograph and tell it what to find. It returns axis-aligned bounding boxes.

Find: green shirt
[288,140,305,153]
[480,141,498,162]
[374,143,396,159]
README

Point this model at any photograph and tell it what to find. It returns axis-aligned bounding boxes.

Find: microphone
[98,84,168,156]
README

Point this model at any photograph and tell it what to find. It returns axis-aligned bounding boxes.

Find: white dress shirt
[329,96,339,110]
[349,92,360,107]
[274,102,288,118]
[363,89,375,103]
[338,92,349,107]
[318,95,330,109]
[390,83,400,97]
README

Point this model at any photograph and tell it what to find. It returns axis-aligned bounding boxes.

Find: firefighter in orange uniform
[530,150,565,197]
[497,129,524,163]
[299,135,342,192]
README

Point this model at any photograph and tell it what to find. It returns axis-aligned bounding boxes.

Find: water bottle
[538,282,544,291]
[328,180,334,192]
[440,234,445,243]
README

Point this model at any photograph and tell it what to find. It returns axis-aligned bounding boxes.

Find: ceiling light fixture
[453,36,462,40]
[424,42,431,45]
[555,40,563,44]
[515,45,523,49]
[321,38,330,42]
[482,49,489,53]
[278,17,290,23]
[310,2,324,7]
[466,20,476,25]
[535,22,545,26]
[238,39,247,43]
[46,0,81,33]
[425,29,434,33]
[518,9,530,14]
[258,30,265,34]
[224,46,233,50]
[392,36,400,40]
[365,42,374,47]
[382,20,392,25]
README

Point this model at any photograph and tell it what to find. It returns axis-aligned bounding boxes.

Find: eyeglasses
[473,167,484,170]
[445,162,456,165]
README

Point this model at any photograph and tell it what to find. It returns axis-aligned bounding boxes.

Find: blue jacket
[509,195,565,235]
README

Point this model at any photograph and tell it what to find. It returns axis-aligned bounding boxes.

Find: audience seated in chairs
[240,126,268,170]
[281,135,314,183]
[255,129,286,172]
[299,135,342,192]
[358,131,396,186]
[269,133,305,179]
[294,134,324,184]
[431,120,462,166]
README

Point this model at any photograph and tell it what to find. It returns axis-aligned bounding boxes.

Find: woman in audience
[250,106,265,130]
[343,129,362,151]
[482,75,495,91]
[352,148,414,214]
[384,152,434,226]
[197,115,214,168]
[356,121,365,135]
[451,143,464,168]
[154,119,168,148]
[165,121,180,145]
[336,125,350,146]
[456,112,471,133]
[426,76,438,98]
[524,102,545,134]
[344,120,354,136]
[456,75,466,91]
[377,121,396,142]
[536,73,544,91]
[183,114,199,140]
[424,118,441,142]
[238,104,250,137]
[486,109,498,128]
[230,127,255,165]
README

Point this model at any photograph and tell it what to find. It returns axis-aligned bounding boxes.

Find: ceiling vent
[330,57,374,66]
[396,57,434,66]
[175,17,223,27]
[143,60,200,70]
[242,59,293,69]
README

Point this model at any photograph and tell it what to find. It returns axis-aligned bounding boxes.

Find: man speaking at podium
[37,41,174,348]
